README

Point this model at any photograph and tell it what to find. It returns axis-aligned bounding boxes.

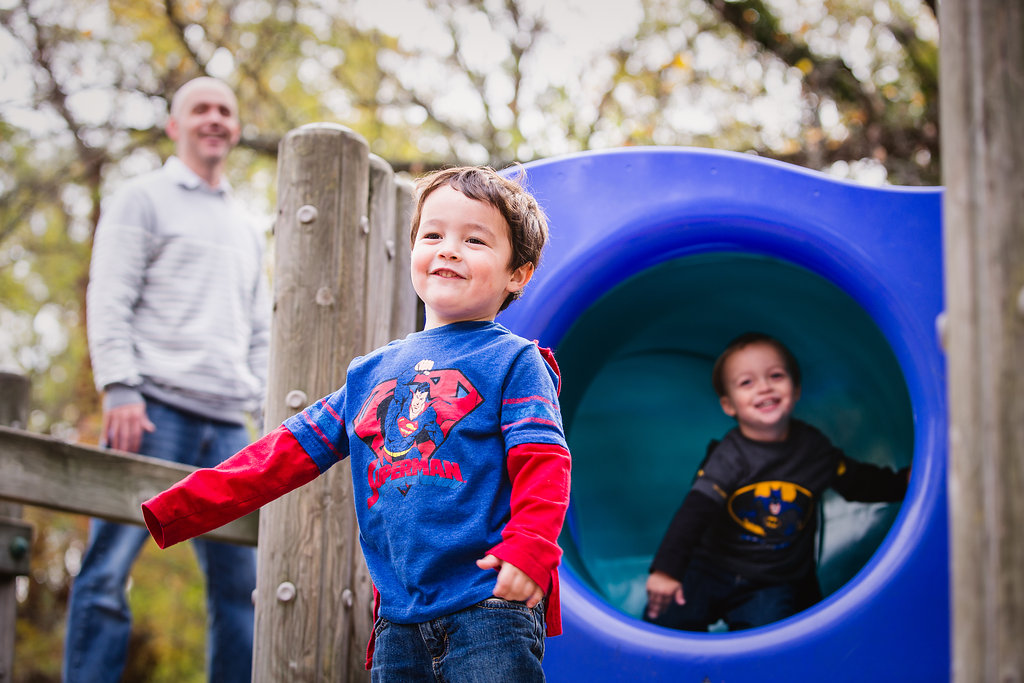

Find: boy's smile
[411,185,533,329]
[718,342,800,442]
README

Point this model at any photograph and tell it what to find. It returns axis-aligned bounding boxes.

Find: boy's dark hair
[409,165,548,311]
[711,332,802,397]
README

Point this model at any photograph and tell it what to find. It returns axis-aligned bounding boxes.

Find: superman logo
[397,417,418,437]
[354,367,483,463]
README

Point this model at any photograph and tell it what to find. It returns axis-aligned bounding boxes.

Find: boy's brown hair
[711,332,802,397]
[409,166,548,311]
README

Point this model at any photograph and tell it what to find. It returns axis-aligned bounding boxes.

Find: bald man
[67,77,268,683]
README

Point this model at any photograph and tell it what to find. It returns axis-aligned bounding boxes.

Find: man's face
[166,80,241,173]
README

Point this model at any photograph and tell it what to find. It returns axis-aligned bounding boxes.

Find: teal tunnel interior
[555,252,912,618]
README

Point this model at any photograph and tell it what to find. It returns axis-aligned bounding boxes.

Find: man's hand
[645,570,685,620]
[103,402,156,453]
[477,554,544,608]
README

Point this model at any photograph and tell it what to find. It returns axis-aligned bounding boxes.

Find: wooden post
[364,155,397,352]
[391,177,419,338]
[257,124,371,681]
[256,125,418,680]
[940,0,1024,680]
[0,373,30,683]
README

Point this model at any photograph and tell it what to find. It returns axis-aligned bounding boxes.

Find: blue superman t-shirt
[284,321,567,624]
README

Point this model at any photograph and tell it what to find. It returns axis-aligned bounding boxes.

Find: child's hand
[477,554,544,608]
[645,570,685,620]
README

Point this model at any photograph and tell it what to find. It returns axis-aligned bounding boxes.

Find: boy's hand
[645,570,685,620]
[477,554,544,608]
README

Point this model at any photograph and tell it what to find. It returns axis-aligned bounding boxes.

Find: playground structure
[251,133,949,680]
[499,147,946,681]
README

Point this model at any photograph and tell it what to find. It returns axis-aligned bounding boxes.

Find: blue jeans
[63,398,257,683]
[644,557,804,632]
[371,598,546,682]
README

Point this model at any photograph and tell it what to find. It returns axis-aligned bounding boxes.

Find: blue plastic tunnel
[496,148,947,682]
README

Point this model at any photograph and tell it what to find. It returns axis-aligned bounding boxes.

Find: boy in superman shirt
[644,332,908,632]
[142,166,571,681]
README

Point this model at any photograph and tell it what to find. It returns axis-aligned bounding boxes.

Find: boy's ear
[719,394,737,418]
[506,262,534,294]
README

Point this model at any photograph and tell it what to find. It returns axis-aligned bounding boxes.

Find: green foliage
[125,542,207,683]
[14,508,207,682]
[14,512,74,683]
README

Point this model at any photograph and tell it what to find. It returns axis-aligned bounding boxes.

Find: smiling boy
[644,332,908,632]
[141,166,571,681]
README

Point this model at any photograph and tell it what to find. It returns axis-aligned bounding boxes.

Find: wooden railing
[0,423,259,547]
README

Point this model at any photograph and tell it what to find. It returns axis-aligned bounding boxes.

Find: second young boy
[644,331,908,632]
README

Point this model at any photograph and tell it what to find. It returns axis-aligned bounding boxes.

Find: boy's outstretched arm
[141,425,323,548]
[831,457,910,503]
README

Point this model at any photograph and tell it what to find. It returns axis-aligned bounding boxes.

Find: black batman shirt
[651,420,907,584]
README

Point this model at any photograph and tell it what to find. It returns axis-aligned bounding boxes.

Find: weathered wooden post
[940,0,1024,680]
[257,124,370,681]
[256,124,417,681]
[0,373,31,683]
[391,177,418,339]
[365,155,397,352]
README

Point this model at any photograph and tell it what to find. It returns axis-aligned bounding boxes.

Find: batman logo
[727,480,813,541]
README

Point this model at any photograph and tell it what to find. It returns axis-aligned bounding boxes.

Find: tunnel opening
[554,251,914,624]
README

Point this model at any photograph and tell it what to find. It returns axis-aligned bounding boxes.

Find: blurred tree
[0,0,938,677]
[0,0,943,425]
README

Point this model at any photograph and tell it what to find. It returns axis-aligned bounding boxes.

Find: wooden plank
[391,176,419,338]
[940,0,1024,680]
[0,426,258,546]
[0,373,29,683]
[365,154,397,351]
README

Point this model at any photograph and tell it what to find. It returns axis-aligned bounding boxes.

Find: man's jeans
[63,398,257,683]
[371,598,547,682]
